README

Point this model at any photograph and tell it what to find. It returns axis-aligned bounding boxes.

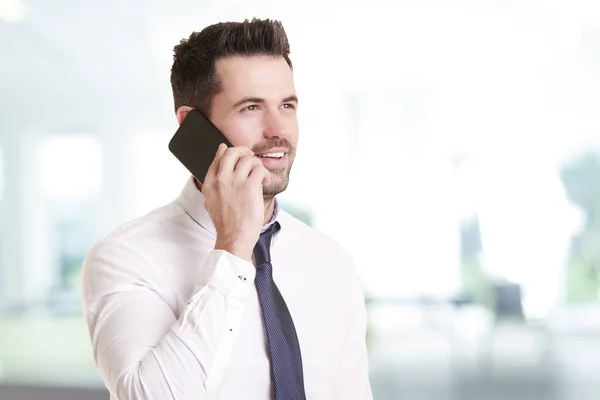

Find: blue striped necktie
[253,222,306,400]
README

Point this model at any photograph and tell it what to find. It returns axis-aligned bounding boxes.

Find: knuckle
[223,147,239,158]
[237,155,251,168]
[239,148,253,158]
[215,174,228,188]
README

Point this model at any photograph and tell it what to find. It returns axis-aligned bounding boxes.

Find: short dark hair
[170,18,293,116]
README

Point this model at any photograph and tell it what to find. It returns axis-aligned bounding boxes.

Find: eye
[281,103,296,109]
[244,105,261,111]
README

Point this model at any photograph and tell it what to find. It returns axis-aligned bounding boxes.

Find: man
[81,18,372,400]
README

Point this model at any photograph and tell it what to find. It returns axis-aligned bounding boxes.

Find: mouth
[255,150,289,169]
[256,151,285,160]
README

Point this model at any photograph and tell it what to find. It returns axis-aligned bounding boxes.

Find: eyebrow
[232,95,299,109]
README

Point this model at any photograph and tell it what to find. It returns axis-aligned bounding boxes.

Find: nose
[262,110,288,140]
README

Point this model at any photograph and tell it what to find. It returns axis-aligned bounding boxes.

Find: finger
[218,146,254,178]
[234,155,259,181]
[204,143,228,184]
[248,162,271,187]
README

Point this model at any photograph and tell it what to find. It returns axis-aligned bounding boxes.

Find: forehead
[215,55,295,101]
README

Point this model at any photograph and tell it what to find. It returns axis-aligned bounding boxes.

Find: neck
[263,196,276,225]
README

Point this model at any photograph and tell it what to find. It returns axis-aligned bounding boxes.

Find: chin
[263,172,290,198]
[263,182,288,198]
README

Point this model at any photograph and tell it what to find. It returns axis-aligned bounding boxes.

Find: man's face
[208,55,299,198]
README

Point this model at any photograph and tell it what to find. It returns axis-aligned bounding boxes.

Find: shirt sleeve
[332,257,374,400]
[81,240,255,400]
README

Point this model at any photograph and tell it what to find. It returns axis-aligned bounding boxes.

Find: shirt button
[238,275,247,281]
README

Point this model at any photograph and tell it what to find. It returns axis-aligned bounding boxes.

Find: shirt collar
[178,176,281,235]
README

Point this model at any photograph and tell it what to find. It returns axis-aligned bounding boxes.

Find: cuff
[202,249,256,301]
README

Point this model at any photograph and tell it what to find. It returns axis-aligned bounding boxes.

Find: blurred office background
[2,0,600,399]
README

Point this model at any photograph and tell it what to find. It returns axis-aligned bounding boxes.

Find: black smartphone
[168,109,233,183]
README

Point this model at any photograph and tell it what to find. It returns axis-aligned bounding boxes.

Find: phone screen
[168,109,232,183]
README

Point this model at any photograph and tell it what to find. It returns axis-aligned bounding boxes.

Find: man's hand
[202,144,271,262]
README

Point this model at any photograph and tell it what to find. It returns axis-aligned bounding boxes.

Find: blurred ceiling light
[0,0,26,23]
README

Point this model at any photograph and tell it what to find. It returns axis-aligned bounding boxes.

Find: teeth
[258,152,284,158]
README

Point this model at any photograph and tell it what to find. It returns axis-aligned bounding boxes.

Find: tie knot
[253,221,281,265]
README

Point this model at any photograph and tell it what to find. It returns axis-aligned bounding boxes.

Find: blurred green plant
[560,150,600,303]
[279,201,313,226]
[459,216,495,309]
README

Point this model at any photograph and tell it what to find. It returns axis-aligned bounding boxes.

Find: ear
[176,106,195,125]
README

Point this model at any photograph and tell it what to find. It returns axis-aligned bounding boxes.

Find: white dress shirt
[81,176,373,400]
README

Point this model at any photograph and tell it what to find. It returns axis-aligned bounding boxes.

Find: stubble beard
[262,161,294,201]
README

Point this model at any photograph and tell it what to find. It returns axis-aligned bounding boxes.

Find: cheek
[289,121,300,145]
[220,118,260,147]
